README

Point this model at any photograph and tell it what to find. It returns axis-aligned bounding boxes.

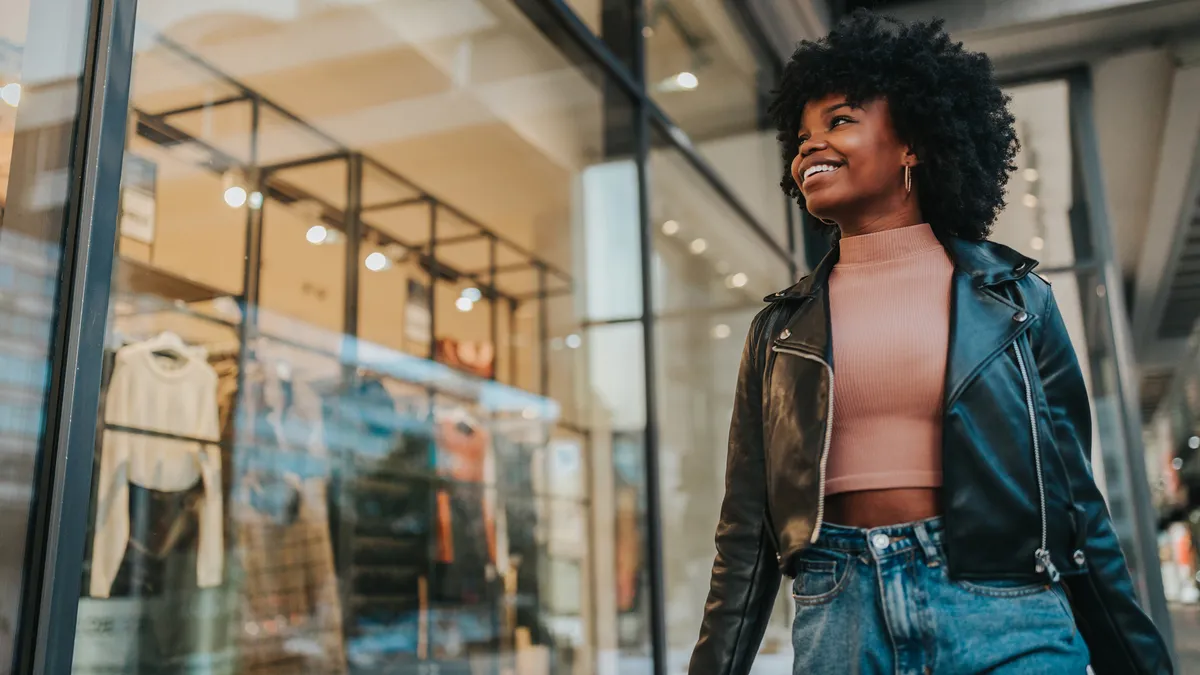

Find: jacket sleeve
[689,312,782,675]
[1035,288,1173,675]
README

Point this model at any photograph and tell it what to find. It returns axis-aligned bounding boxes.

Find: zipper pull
[1034,548,1061,583]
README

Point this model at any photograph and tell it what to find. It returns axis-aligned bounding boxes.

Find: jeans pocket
[791,554,850,605]
[953,578,1051,598]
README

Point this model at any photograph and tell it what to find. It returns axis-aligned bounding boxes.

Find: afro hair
[769,10,1019,241]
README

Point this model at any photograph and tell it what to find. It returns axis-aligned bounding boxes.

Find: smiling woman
[688,10,1173,675]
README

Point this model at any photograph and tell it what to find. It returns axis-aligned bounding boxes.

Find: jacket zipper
[1012,338,1059,582]
[771,345,833,543]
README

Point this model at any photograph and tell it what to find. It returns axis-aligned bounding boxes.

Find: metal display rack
[132,35,573,393]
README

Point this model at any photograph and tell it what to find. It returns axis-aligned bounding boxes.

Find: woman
[689,11,1172,675]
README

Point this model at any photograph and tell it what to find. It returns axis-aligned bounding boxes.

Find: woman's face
[790,94,914,226]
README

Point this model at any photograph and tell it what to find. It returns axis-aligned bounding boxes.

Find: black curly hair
[769,10,1019,241]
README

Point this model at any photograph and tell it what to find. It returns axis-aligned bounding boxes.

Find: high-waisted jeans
[791,517,1091,674]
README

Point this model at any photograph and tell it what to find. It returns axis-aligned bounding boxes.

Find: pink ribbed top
[825,223,953,495]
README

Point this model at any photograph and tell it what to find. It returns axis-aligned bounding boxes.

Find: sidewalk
[1171,604,1200,673]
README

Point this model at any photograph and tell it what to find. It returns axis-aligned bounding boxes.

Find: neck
[833,193,923,238]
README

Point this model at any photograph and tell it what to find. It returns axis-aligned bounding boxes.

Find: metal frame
[14,0,139,670]
[132,36,572,389]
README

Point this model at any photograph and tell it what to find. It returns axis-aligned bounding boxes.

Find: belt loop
[913,521,941,567]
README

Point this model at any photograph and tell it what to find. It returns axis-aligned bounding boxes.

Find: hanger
[130,331,197,363]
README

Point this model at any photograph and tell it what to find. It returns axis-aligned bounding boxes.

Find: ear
[902,147,920,166]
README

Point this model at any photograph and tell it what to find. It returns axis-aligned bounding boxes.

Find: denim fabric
[791,517,1090,675]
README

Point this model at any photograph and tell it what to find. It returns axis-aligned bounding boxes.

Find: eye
[830,115,854,129]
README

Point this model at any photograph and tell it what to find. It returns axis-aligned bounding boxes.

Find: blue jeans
[791,517,1091,674]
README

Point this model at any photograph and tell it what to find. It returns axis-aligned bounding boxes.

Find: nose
[799,134,828,157]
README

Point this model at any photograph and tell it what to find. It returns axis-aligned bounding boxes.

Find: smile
[802,164,841,185]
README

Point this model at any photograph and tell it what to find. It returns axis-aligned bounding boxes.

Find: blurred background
[0,0,1199,673]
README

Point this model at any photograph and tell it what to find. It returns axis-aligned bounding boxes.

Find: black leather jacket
[690,236,1172,675]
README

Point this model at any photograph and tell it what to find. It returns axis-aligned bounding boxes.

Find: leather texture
[688,235,1173,675]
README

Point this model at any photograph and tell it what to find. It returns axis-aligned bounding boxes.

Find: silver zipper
[772,345,833,543]
[1012,339,1059,582]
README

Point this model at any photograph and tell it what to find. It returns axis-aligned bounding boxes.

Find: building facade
[0,0,1171,673]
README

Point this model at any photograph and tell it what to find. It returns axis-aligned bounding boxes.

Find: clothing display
[232,350,346,673]
[322,376,436,671]
[85,270,564,674]
[235,476,345,674]
[90,336,224,599]
[434,339,495,379]
[825,222,952,495]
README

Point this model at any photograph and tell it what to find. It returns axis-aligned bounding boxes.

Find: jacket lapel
[770,246,838,364]
[941,237,1041,407]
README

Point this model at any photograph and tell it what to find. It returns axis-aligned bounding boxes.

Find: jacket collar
[766,235,1039,303]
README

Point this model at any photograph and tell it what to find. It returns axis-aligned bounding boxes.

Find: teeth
[804,164,839,181]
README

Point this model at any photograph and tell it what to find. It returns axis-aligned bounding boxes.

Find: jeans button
[871,533,890,550]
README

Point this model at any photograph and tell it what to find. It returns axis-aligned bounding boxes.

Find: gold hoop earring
[905,165,912,194]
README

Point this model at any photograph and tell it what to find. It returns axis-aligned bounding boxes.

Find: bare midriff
[826,488,941,529]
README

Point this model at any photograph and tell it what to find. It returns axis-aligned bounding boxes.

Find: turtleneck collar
[838,222,941,266]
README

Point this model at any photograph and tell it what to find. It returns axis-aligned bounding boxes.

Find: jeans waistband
[813,516,944,559]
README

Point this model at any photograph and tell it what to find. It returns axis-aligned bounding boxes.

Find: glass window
[0,0,95,666]
[645,2,791,249]
[990,79,1077,267]
[73,2,640,674]
[649,124,793,672]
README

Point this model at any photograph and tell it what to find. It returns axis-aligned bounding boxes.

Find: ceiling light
[1024,168,1039,182]
[462,287,482,303]
[1022,193,1038,209]
[1,83,20,107]
[1030,236,1044,251]
[365,252,391,272]
[712,324,732,340]
[726,273,748,289]
[642,26,654,38]
[690,238,708,255]
[1189,436,1199,450]
[1174,457,1184,471]
[224,186,247,208]
[565,334,582,349]
[306,225,328,244]
[662,220,680,236]
[456,297,474,312]
[675,72,699,90]
[248,191,264,210]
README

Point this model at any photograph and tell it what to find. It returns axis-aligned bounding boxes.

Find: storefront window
[649,123,793,672]
[644,2,789,250]
[0,0,95,667]
[72,1,639,673]
[990,80,1079,267]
